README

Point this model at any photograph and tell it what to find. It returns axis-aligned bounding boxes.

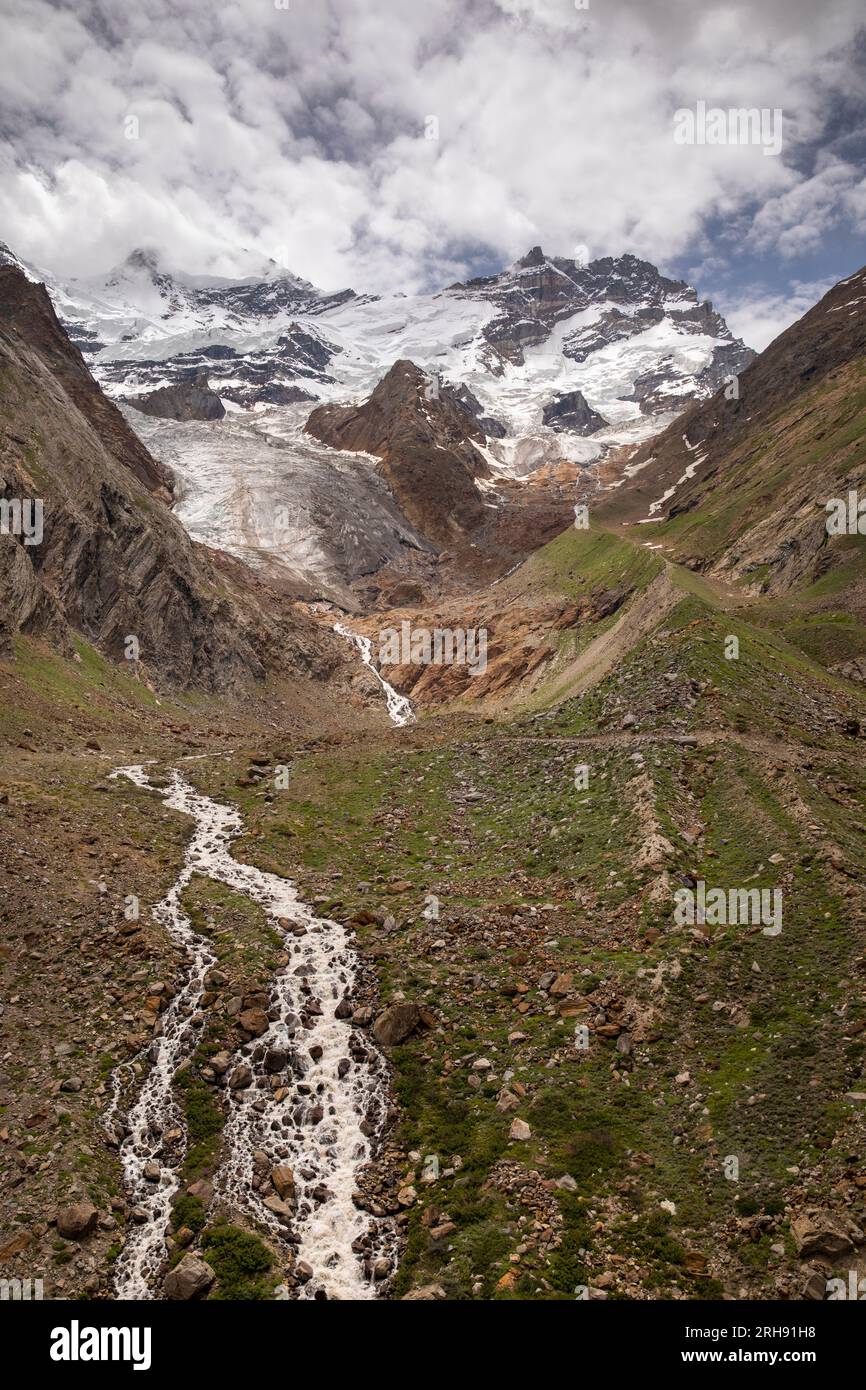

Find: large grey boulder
[164,1252,216,1300]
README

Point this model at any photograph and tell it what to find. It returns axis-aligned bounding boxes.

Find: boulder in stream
[164,1253,216,1300]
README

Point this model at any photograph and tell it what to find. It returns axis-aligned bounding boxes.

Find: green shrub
[201,1223,276,1300]
[172,1193,206,1233]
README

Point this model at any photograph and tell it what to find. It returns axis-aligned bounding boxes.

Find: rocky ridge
[306,360,491,547]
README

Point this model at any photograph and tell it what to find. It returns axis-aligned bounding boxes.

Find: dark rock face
[694,340,757,396]
[449,248,754,391]
[0,266,335,690]
[617,340,756,419]
[227,382,317,407]
[477,415,507,438]
[199,343,238,360]
[275,324,335,375]
[618,360,682,415]
[0,266,172,498]
[126,369,226,421]
[542,389,608,435]
[562,306,665,364]
[305,359,490,547]
[449,383,507,437]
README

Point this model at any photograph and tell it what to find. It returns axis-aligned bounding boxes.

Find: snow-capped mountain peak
[0,236,755,602]
[0,238,750,442]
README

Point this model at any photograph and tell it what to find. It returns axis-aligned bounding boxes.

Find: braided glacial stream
[105,765,391,1301]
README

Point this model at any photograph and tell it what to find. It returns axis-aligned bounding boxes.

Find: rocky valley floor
[2,523,865,1302]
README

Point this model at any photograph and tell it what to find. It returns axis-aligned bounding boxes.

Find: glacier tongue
[122,402,429,602]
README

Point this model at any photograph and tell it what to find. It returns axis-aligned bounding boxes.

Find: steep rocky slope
[603,266,866,593]
[0,267,338,690]
[0,266,172,498]
[590,264,866,689]
[306,360,490,547]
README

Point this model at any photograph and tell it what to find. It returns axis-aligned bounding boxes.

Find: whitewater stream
[105,765,392,1300]
[333,621,415,726]
[103,622,412,1299]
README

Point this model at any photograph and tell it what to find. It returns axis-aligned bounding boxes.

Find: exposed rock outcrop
[450,383,507,438]
[0,265,172,497]
[126,369,226,421]
[542,389,608,435]
[450,247,753,381]
[306,359,491,547]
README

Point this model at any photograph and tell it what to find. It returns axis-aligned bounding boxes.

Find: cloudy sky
[1,0,865,347]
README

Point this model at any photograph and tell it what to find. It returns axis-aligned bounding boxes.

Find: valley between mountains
[1,246,865,1304]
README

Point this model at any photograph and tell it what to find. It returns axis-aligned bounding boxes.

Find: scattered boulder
[210,1051,231,1076]
[56,1200,98,1239]
[790,1210,858,1259]
[186,1178,214,1205]
[373,1001,423,1047]
[801,1270,829,1301]
[164,1252,216,1300]
[238,1007,269,1037]
[271,1165,295,1200]
[263,1194,293,1224]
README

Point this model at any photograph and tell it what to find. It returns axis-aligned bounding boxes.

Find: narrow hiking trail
[105,766,392,1301]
